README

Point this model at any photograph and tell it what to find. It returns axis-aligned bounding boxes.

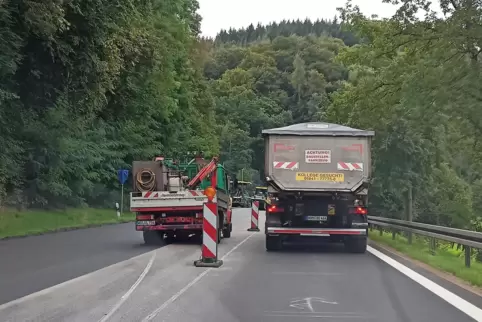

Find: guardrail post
[429,238,436,255]
[392,229,396,240]
[465,246,471,268]
[379,226,383,236]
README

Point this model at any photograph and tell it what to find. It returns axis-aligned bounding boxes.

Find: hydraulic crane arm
[187,157,219,189]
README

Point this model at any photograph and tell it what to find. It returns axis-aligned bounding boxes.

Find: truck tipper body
[262,122,375,253]
[131,156,233,245]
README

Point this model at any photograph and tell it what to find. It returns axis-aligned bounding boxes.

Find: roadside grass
[0,208,135,239]
[369,229,482,287]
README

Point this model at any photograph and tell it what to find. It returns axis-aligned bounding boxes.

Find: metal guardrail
[367,216,482,268]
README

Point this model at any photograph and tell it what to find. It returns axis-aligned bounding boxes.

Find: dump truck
[262,122,374,253]
[131,155,233,245]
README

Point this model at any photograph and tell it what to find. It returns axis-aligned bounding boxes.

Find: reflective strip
[337,162,363,171]
[267,227,367,235]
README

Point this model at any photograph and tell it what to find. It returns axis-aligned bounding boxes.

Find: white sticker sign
[305,150,331,164]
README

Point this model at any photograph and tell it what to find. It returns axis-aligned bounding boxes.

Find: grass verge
[0,208,135,239]
[369,229,482,287]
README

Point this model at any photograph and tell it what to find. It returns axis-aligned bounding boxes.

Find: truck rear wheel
[344,236,367,253]
[143,231,166,246]
[266,235,282,251]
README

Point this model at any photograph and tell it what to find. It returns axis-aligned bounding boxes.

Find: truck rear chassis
[264,195,368,253]
[136,207,232,245]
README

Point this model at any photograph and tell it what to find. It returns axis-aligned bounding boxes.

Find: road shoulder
[369,239,482,309]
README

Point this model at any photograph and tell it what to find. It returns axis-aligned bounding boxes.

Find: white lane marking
[98,251,156,322]
[272,271,342,276]
[0,249,158,312]
[264,313,366,318]
[265,311,363,315]
[142,233,255,322]
[368,246,482,322]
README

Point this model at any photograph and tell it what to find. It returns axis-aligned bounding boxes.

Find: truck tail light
[349,207,367,215]
[267,205,284,213]
[137,214,154,220]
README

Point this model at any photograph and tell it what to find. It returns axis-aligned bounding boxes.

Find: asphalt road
[0,208,481,322]
[0,222,155,305]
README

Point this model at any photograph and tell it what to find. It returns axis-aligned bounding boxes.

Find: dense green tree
[327,0,482,229]
[0,0,215,208]
[2,0,480,238]
[205,34,348,182]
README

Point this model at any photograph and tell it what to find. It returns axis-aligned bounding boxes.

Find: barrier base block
[194,258,223,268]
[247,227,260,232]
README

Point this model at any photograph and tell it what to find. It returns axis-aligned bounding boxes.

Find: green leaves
[328,0,482,228]
[207,31,347,183]
[0,0,216,208]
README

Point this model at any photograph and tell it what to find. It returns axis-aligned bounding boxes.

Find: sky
[197,0,399,38]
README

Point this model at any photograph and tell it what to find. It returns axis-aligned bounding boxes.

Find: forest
[0,0,481,232]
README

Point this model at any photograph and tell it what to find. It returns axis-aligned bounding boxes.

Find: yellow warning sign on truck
[295,172,344,182]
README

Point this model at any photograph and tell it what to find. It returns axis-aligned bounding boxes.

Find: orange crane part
[187,157,219,189]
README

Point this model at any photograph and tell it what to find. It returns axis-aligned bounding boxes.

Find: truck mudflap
[136,224,203,231]
[266,227,367,236]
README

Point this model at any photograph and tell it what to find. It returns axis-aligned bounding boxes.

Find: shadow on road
[277,240,353,255]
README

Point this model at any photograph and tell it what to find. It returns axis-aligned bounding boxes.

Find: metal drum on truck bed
[262,122,375,192]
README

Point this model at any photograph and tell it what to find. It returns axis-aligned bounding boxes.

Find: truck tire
[266,235,282,251]
[223,223,232,238]
[143,231,166,246]
[345,236,367,254]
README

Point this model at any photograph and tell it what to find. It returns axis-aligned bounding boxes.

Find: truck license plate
[305,216,327,221]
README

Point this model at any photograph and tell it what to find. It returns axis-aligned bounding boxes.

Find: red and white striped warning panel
[142,191,159,198]
[251,201,259,229]
[202,201,218,259]
[337,162,363,171]
[188,190,205,197]
[273,161,299,170]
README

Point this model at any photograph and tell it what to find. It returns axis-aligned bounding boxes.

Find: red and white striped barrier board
[142,191,159,198]
[273,161,299,170]
[337,162,363,171]
[188,190,205,197]
[194,198,223,268]
[247,200,260,232]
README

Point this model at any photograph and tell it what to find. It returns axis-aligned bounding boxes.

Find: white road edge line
[0,249,158,312]
[98,251,156,322]
[141,233,255,322]
[368,246,482,322]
